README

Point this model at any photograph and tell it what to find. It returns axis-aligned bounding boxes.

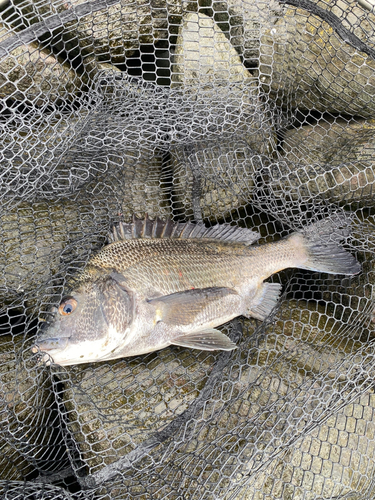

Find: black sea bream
[34,217,361,366]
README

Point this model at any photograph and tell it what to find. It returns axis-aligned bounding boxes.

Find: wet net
[1,0,375,498]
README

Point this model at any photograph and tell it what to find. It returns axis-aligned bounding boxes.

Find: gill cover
[99,272,134,333]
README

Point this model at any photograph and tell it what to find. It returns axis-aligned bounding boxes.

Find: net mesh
[0,0,375,498]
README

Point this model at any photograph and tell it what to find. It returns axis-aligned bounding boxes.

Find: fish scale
[120,254,241,297]
[33,218,361,366]
[89,238,294,296]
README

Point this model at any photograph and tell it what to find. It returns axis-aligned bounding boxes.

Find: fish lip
[32,337,70,354]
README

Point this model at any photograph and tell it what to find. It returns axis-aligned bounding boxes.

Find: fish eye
[58,297,78,316]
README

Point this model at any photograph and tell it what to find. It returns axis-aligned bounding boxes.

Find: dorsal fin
[108,216,260,246]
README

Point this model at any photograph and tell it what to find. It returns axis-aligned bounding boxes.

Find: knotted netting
[1,0,375,498]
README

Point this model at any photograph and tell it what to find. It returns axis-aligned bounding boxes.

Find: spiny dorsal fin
[108,216,260,246]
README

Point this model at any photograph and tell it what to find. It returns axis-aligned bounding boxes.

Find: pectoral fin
[148,287,241,327]
[171,329,237,351]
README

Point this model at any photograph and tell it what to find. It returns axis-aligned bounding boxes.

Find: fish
[33,216,361,366]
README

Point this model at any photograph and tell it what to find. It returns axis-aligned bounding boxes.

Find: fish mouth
[31,337,70,364]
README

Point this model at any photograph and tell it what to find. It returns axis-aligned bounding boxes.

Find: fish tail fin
[289,217,361,276]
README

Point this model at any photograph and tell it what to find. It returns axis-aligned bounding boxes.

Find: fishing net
[1,0,375,498]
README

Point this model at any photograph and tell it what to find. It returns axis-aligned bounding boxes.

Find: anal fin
[171,329,237,351]
[247,282,282,321]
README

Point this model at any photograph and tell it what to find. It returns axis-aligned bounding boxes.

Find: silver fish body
[34,217,361,366]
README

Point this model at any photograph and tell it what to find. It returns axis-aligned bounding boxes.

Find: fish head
[34,273,134,366]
